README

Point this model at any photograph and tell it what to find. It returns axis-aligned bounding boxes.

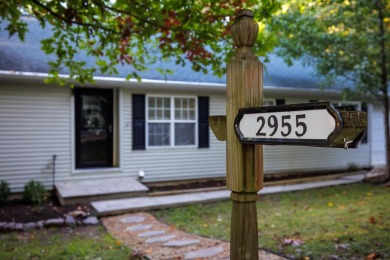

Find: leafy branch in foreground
[0,0,282,86]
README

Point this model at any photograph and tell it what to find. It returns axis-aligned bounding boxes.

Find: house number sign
[235,101,357,147]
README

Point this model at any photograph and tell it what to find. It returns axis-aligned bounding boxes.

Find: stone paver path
[102,212,287,260]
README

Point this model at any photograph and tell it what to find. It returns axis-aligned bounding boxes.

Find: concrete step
[92,173,366,216]
[56,177,148,205]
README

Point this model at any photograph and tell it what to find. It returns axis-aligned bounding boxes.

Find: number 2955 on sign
[235,109,337,143]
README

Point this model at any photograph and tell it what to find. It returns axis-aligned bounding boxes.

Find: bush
[0,180,11,204]
[22,180,47,205]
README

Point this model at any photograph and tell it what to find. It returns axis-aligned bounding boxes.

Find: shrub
[0,180,11,204]
[22,180,47,205]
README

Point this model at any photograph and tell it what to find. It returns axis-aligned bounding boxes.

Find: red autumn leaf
[369,216,377,224]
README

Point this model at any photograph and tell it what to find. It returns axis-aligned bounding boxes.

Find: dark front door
[75,88,113,168]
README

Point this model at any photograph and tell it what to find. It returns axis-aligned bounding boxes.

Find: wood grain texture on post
[226,9,263,193]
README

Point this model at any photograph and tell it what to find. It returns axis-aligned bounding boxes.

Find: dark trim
[132,94,146,150]
[361,102,368,143]
[198,96,209,148]
[276,99,285,105]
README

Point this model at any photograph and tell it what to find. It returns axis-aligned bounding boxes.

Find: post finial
[231,9,258,48]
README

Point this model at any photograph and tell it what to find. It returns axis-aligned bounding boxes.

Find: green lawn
[153,183,390,259]
[0,183,388,260]
[0,226,133,260]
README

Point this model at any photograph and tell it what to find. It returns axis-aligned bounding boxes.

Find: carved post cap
[231,9,258,48]
[237,9,254,18]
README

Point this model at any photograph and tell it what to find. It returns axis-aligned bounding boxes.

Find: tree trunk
[377,0,390,183]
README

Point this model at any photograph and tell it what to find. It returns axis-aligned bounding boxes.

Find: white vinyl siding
[263,145,370,174]
[371,104,386,166]
[0,84,72,192]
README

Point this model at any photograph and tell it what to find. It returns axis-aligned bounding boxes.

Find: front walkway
[100,172,365,259]
[102,212,287,260]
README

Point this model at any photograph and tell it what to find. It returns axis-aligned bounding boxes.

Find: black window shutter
[198,96,209,148]
[361,102,368,144]
[132,94,145,150]
[276,99,285,105]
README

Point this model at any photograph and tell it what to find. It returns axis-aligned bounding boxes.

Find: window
[147,96,197,147]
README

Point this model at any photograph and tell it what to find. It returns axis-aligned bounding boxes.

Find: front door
[75,88,113,168]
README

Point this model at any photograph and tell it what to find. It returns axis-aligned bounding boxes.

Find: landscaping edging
[0,213,99,232]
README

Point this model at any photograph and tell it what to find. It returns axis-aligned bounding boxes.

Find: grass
[0,183,388,260]
[153,183,390,259]
[0,225,133,259]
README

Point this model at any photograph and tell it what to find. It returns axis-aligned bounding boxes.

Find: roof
[0,17,345,91]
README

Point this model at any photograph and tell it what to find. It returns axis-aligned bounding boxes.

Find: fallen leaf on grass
[282,237,304,247]
[335,243,350,252]
[369,216,377,224]
[365,252,378,260]
[338,205,346,210]
[328,202,334,207]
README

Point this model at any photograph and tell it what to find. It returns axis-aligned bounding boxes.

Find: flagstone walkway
[102,212,287,260]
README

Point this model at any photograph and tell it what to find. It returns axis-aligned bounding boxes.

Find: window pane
[148,123,170,146]
[149,97,155,107]
[149,97,171,120]
[156,97,162,108]
[175,123,195,145]
[157,110,162,119]
[174,97,196,120]
[175,98,181,108]
[182,110,188,119]
[175,109,181,120]
[149,110,155,119]
[189,110,195,119]
[163,98,170,109]
[163,108,170,120]
[189,99,195,108]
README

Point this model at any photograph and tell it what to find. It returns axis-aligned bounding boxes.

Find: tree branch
[90,0,188,33]
[30,0,120,35]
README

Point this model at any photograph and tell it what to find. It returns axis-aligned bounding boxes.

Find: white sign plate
[235,102,342,146]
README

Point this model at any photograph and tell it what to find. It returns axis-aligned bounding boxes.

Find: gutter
[0,69,343,98]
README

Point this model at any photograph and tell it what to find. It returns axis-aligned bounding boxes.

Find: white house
[0,17,386,193]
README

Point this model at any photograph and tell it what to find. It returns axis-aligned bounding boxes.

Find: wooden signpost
[209,9,367,260]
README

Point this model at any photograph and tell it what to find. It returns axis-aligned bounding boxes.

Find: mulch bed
[0,199,93,223]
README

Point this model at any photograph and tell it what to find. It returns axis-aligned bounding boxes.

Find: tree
[0,0,280,86]
[271,0,390,183]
